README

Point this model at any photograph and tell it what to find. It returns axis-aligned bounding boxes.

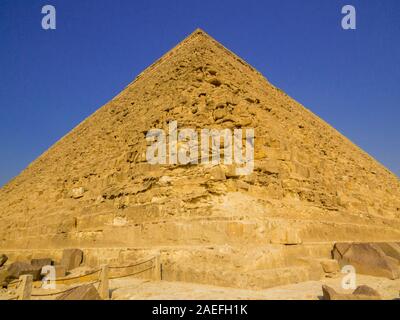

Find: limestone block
[353,285,381,298]
[332,243,400,280]
[71,187,86,199]
[77,213,113,231]
[292,161,310,178]
[210,166,226,181]
[226,222,244,238]
[60,249,83,271]
[305,260,324,281]
[57,217,77,234]
[270,229,302,245]
[236,180,250,191]
[322,285,381,300]
[41,265,66,279]
[319,259,340,273]
[376,242,400,262]
[54,265,67,278]
[7,262,42,281]
[332,243,351,260]
[57,284,101,300]
[31,258,53,268]
[255,160,281,175]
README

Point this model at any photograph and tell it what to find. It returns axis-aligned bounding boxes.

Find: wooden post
[98,264,109,300]
[17,275,33,300]
[153,253,161,281]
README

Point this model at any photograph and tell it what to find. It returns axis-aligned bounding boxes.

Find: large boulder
[319,259,340,273]
[60,249,83,271]
[332,243,351,260]
[353,285,381,298]
[376,243,400,263]
[0,254,8,267]
[31,258,53,268]
[7,262,42,281]
[57,284,101,300]
[322,285,381,300]
[41,265,66,279]
[332,243,400,279]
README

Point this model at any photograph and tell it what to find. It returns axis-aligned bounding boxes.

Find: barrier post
[98,264,109,300]
[17,275,33,300]
[153,253,162,281]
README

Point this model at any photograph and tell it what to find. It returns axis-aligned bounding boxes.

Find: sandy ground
[1,274,399,300]
[110,274,400,300]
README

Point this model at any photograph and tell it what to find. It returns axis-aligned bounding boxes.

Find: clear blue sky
[0,0,399,187]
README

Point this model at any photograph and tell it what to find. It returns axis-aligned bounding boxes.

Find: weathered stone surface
[270,229,302,245]
[332,243,351,260]
[0,254,7,267]
[53,265,67,278]
[319,259,340,273]
[60,249,83,271]
[31,258,53,268]
[333,243,400,279]
[0,29,399,293]
[56,284,101,300]
[353,285,381,299]
[7,262,42,281]
[321,285,338,300]
[322,285,381,300]
[376,243,400,262]
[71,187,86,199]
[40,265,66,279]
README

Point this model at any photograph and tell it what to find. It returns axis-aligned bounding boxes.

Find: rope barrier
[54,268,101,282]
[31,280,100,297]
[109,257,154,269]
[109,266,153,280]
[26,254,159,299]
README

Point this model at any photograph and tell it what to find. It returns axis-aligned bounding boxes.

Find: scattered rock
[322,285,381,300]
[321,285,338,300]
[332,243,400,279]
[56,284,101,300]
[7,262,42,281]
[40,265,66,279]
[353,285,381,299]
[31,258,53,268]
[71,187,86,199]
[60,249,83,271]
[332,243,351,260]
[210,166,226,181]
[376,243,400,262]
[320,259,340,273]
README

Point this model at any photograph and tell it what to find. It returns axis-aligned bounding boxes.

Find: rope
[109,257,154,269]
[54,268,101,282]
[31,280,100,297]
[109,266,153,280]
[26,255,157,298]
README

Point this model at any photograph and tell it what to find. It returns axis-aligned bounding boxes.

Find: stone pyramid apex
[0,28,399,266]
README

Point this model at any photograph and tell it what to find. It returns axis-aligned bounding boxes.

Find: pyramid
[1,29,399,289]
